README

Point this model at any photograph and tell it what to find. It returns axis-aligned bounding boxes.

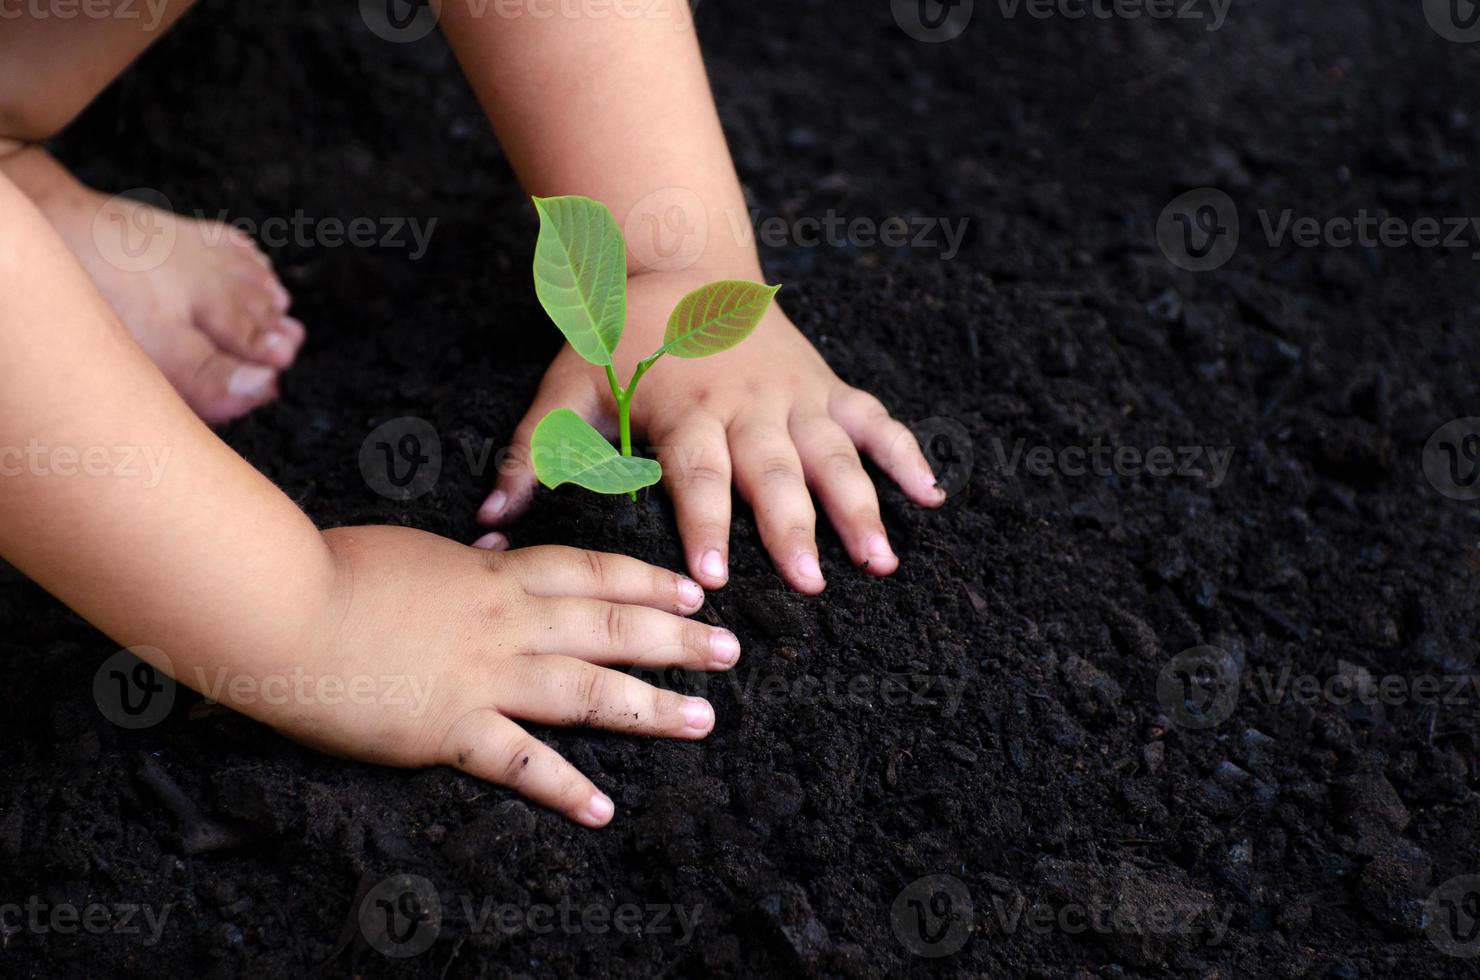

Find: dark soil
[4,0,1480,976]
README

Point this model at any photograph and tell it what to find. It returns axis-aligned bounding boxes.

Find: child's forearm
[436,3,761,279]
[0,174,336,680]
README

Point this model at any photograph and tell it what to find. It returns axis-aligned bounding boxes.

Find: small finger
[829,388,946,507]
[441,708,614,827]
[496,655,716,739]
[526,596,739,671]
[790,414,896,576]
[507,544,705,615]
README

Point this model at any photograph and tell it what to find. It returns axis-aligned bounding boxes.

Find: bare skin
[0,3,947,823]
[0,2,301,423]
[0,169,735,826]
[0,145,304,422]
[435,4,946,593]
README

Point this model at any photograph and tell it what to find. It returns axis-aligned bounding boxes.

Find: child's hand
[273,526,734,827]
[477,270,945,595]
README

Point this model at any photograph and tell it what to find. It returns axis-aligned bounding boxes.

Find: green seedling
[527,195,780,499]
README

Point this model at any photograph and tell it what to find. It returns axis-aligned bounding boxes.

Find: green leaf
[532,195,627,367]
[530,409,661,494]
[662,280,780,359]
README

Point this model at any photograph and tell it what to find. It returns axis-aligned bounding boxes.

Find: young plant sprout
[527,195,780,499]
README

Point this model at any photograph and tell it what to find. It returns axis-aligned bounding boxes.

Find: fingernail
[228,364,275,397]
[682,697,714,736]
[678,578,704,609]
[700,549,727,582]
[710,630,740,666]
[796,552,823,582]
[585,792,615,826]
[262,330,288,352]
[269,280,291,311]
[866,534,894,559]
[472,531,508,551]
[479,490,508,523]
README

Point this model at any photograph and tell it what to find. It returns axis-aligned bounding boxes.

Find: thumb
[476,368,610,527]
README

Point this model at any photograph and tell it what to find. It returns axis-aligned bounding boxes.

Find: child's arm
[0,172,733,826]
[439,7,946,595]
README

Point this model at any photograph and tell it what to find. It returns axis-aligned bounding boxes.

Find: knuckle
[821,449,863,480]
[600,603,628,647]
[574,668,607,724]
[497,736,539,786]
[583,549,606,586]
[758,457,802,487]
[685,463,728,486]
